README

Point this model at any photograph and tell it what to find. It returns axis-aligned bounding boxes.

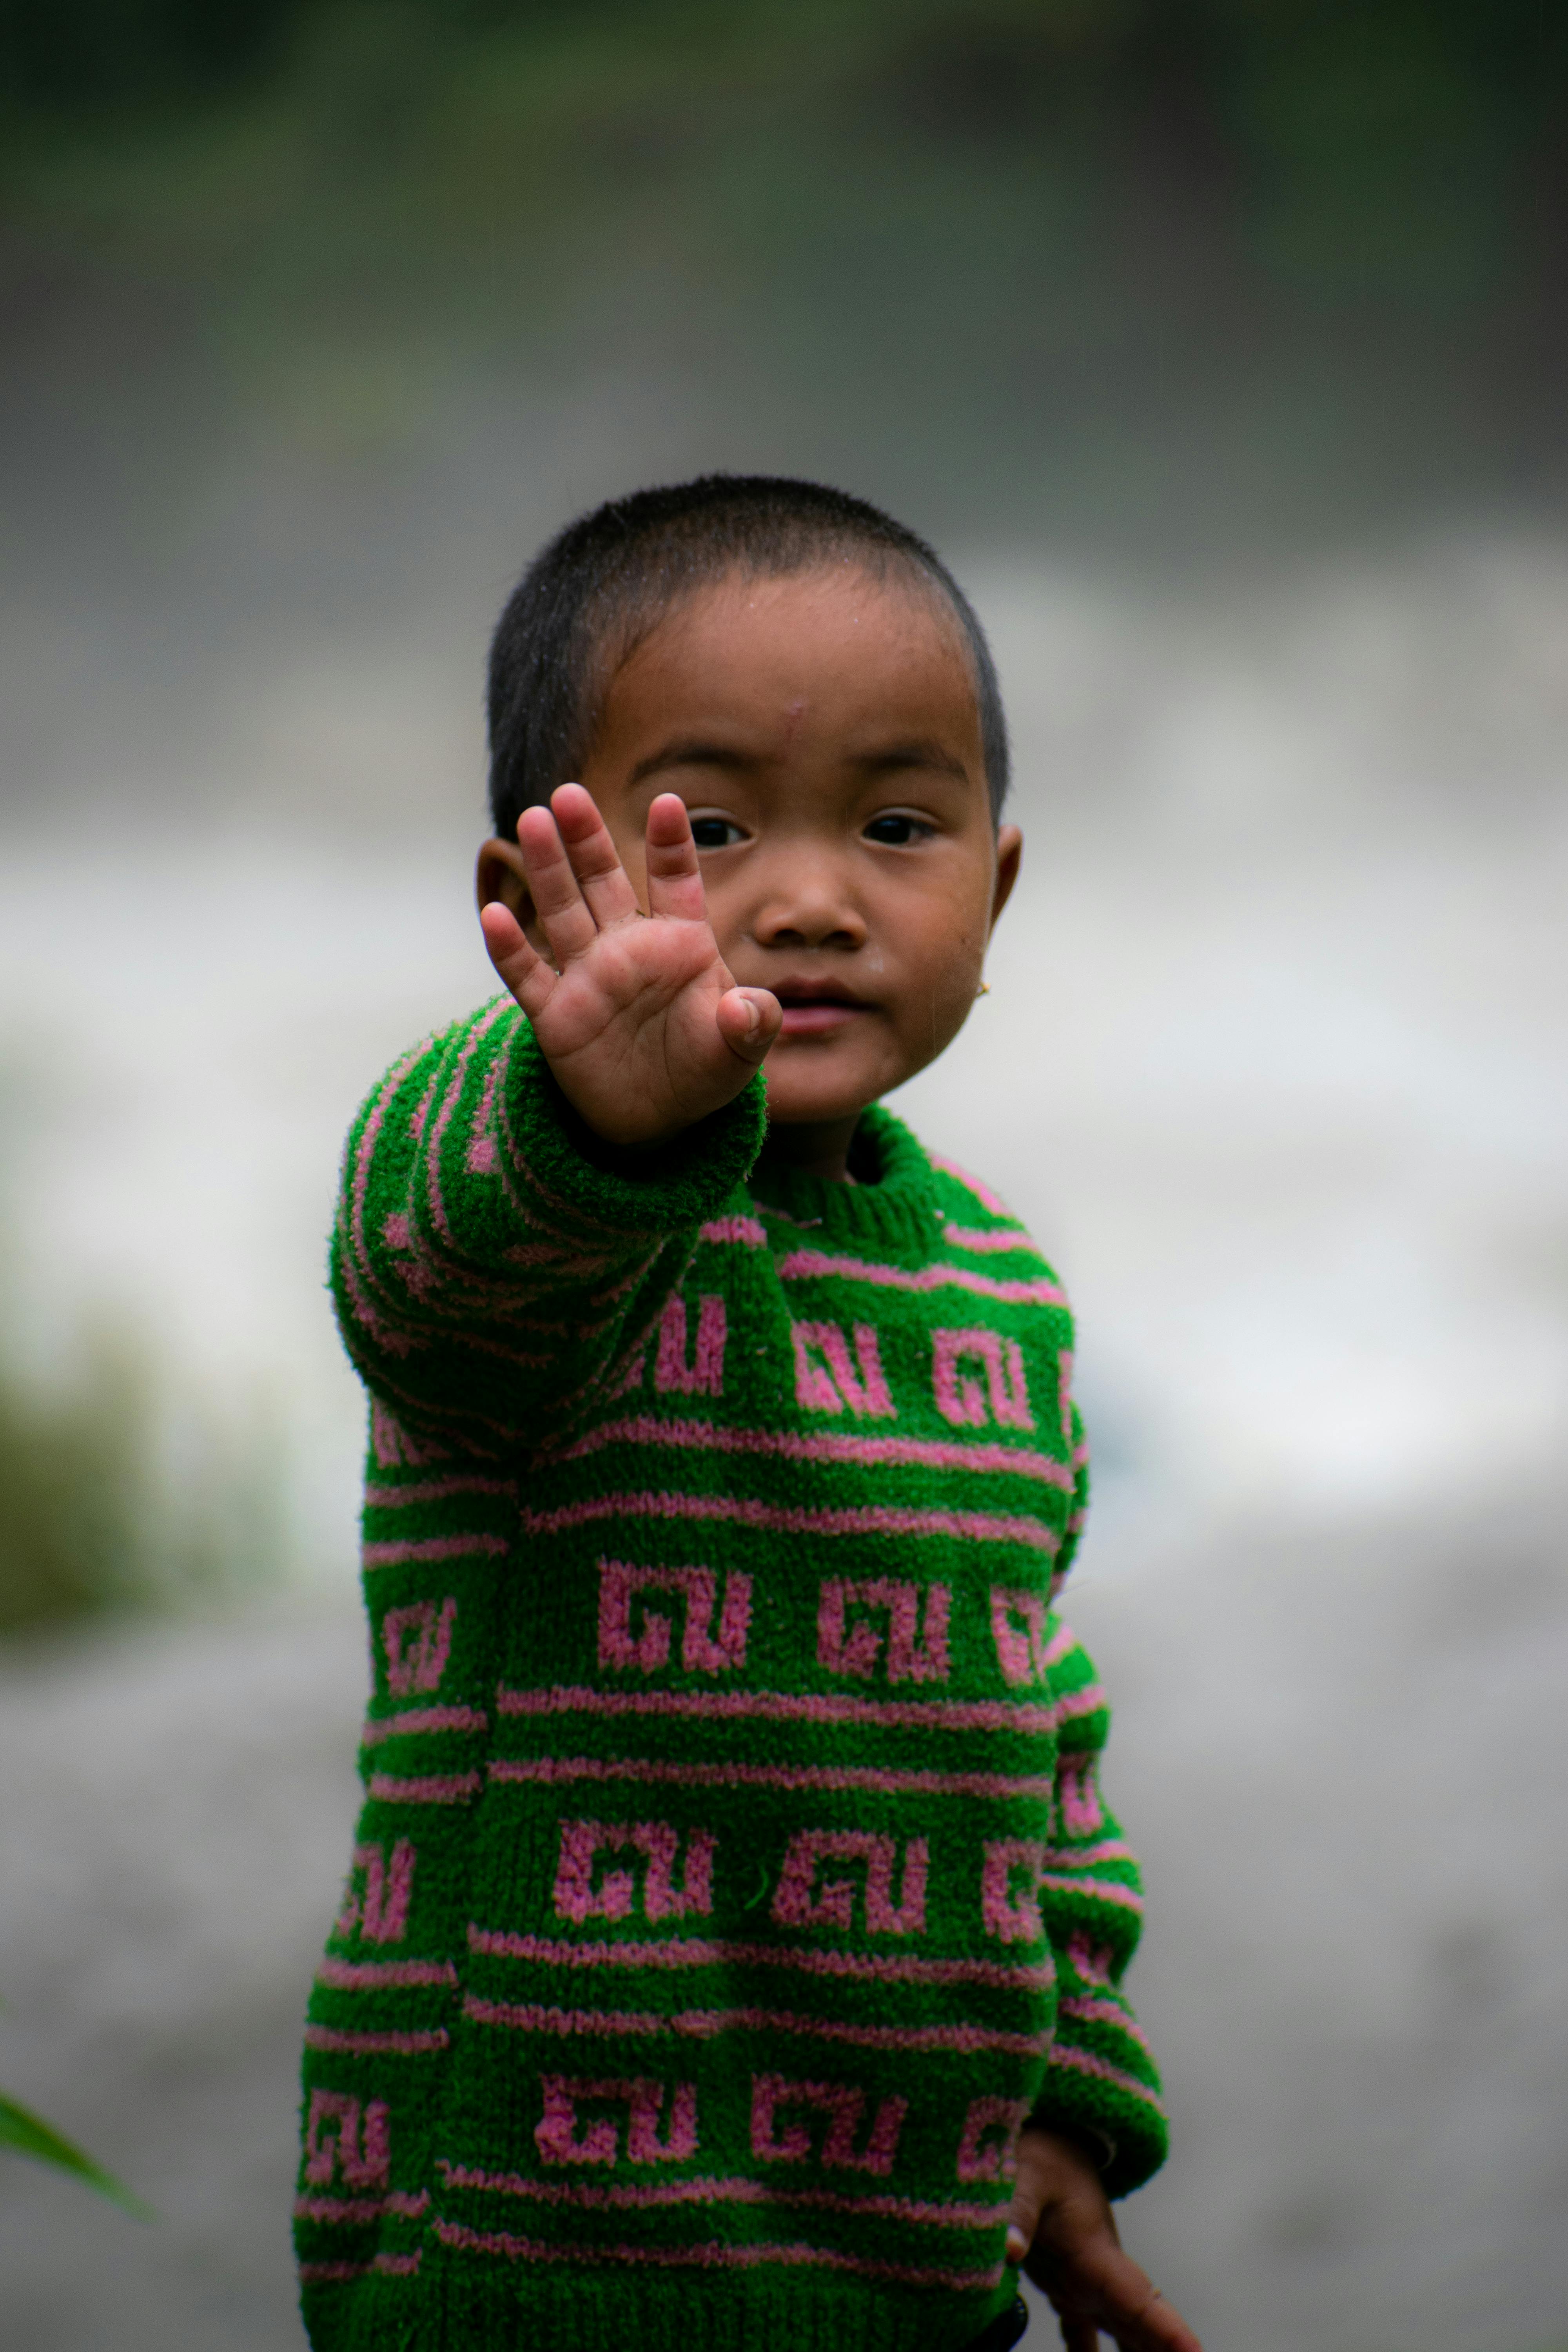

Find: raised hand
[1006,2128,1203,2352]
[479,784,782,1147]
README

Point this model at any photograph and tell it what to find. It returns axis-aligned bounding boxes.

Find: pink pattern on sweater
[940,1224,1034,1255]
[468,1926,1054,1993]
[927,1154,1016,1220]
[1044,2042,1163,2109]
[1057,1749,1105,1836]
[336,1839,416,1943]
[303,2092,391,2189]
[596,1559,752,1675]
[698,1215,768,1247]
[779,1248,1064,1307]
[535,2076,699,2168]
[382,1597,457,1696]
[772,1832,928,1937]
[430,2216,1004,2292]
[489,1756,1053,1804]
[553,1414,1073,1487]
[316,1956,457,1990]
[303,2026,448,2055]
[980,1841,1050,1944]
[750,2074,907,2175]
[654,1295,726,1395]
[817,1578,951,1683]
[497,1683,1060,1738]
[366,1534,508,1572]
[361,1705,486,1745]
[932,1328,1034,1431]
[552,1820,716,1925]
[517,1491,1056,1550]
[438,2161,1004,2228]
[461,1994,1051,2059]
[954,2097,1030,2183]
[790,1322,897,1418]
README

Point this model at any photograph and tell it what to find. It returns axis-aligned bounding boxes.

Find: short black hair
[485,474,1010,840]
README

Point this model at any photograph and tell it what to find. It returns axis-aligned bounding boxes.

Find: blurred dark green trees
[2,0,1565,541]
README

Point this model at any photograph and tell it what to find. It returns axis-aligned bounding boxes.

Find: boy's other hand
[1005,2128,1202,2352]
[480,784,782,1147]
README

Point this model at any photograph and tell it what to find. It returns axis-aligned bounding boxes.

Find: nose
[748,848,868,954]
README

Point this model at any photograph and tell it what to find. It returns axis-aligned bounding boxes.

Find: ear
[988,824,1022,933]
[476,836,534,924]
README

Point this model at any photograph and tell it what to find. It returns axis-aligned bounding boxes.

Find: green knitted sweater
[295,998,1167,2352]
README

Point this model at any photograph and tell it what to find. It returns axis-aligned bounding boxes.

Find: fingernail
[1005,2226,1029,2264]
[741,998,761,1035]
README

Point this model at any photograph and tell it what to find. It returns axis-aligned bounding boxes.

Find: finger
[1061,2323,1100,2352]
[1078,2248,1201,2352]
[715,987,781,1065]
[1002,2137,1052,2268]
[479,899,555,1022]
[515,804,601,968]
[643,792,710,925]
[550,783,642,929]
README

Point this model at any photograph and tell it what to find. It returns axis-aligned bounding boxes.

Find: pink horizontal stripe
[432,2217,1002,2293]
[1058,1995,1154,2056]
[361,1706,488,1746]
[440,2161,1006,2230]
[488,1755,1053,1803]
[496,1684,1060,1738]
[940,1224,1035,1255]
[515,1492,1055,1551]
[364,1477,515,1506]
[367,1772,483,1805]
[1045,2040,1164,2109]
[467,1926,1053,1993]
[462,1994,1051,2058]
[1055,1684,1109,1724]
[697,1216,768,1247]
[303,2025,450,2055]
[315,1956,458,1990]
[776,1248,1065,1307]
[363,1534,509,1569]
[555,1415,1073,1490]
[294,2190,430,2224]
[299,2252,423,2281]
[1039,1873,1143,1914]
[1049,1838,1137,1869]
[929,1154,1014,1219]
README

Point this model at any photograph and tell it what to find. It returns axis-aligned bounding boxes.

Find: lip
[756,978,875,1042]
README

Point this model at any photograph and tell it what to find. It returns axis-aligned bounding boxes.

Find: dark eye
[690,815,745,849]
[864,812,933,846]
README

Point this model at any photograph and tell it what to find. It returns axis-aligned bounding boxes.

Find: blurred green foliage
[2,1,1565,534]
[0,1312,284,1637]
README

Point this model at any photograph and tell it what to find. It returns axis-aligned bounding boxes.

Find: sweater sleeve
[1030,1624,1170,2200]
[329,997,767,1457]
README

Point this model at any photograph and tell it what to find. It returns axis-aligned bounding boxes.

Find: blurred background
[1,3,1565,2346]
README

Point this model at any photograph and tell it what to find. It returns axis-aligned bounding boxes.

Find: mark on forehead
[782,697,808,740]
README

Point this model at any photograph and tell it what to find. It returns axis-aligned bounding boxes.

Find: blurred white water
[0,534,1565,2351]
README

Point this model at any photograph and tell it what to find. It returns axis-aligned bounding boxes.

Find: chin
[762,1064,886,1128]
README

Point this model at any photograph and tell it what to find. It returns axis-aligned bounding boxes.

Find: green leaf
[0,2092,153,2219]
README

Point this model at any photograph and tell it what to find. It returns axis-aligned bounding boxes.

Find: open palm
[479,784,781,1146]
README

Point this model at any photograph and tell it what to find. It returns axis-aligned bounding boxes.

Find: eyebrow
[626,739,754,787]
[626,735,973,788]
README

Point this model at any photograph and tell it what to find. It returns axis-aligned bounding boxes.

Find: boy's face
[480,565,1020,1134]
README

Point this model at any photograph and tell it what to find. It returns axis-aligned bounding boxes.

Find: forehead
[597,563,983,750]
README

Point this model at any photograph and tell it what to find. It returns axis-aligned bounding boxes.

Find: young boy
[295,477,1201,2352]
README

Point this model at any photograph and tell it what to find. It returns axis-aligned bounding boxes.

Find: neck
[759,1114,862,1185]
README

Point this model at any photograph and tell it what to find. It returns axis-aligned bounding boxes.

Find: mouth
[764,979,876,1042]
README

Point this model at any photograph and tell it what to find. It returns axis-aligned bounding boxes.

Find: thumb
[1004,2166,1047,2270]
[716,986,782,1065]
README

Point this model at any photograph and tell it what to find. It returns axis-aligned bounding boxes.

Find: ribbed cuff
[503,1013,768,1230]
